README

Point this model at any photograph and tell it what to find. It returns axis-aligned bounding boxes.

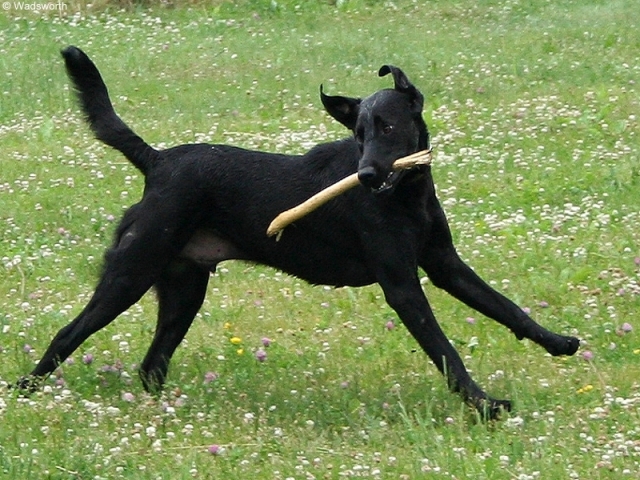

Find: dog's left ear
[320,85,361,131]
[379,65,424,115]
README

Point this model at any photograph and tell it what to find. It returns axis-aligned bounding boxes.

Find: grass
[1,0,639,478]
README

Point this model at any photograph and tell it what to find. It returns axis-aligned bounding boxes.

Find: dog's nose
[358,166,378,188]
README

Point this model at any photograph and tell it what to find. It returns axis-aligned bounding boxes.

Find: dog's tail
[61,46,160,175]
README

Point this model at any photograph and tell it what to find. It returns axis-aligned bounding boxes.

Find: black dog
[20,46,579,418]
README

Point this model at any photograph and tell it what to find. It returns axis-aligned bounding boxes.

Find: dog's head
[321,65,430,192]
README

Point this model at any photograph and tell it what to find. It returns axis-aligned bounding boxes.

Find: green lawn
[1,0,639,478]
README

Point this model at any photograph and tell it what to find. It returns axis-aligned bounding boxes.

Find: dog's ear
[320,85,361,131]
[379,65,424,114]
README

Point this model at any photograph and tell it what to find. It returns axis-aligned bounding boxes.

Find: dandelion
[223,322,231,330]
[236,348,244,355]
[255,349,267,362]
[230,336,242,345]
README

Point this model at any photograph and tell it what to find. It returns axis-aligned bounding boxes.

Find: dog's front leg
[423,246,580,356]
[420,201,579,357]
[369,241,510,419]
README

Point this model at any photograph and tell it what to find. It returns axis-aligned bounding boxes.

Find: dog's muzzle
[357,166,379,188]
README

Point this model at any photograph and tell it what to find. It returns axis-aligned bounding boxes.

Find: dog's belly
[179,230,250,268]
[179,229,374,287]
[293,262,375,288]
[268,241,376,288]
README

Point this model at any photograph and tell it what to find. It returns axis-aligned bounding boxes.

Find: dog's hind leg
[421,203,580,357]
[139,261,210,393]
[22,264,157,388]
[20,200,196,390]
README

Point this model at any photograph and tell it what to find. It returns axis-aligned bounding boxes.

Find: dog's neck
[416,115,431,152]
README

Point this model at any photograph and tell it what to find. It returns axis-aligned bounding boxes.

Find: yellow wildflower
[577,384,594,394]
[230,336,242,345]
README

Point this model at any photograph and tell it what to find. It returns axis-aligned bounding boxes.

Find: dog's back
[63,46,377,285]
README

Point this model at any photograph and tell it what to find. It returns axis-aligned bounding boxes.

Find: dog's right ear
[320,85,361,131]
[379,65,424,115]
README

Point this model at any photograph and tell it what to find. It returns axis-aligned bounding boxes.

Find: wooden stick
[267,149,432,239]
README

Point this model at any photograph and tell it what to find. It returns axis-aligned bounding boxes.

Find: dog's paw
[545,335,580,357]
[14,376,40,395]
[472,397,512,421]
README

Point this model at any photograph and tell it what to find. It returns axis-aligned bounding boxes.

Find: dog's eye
[382,124,393,135]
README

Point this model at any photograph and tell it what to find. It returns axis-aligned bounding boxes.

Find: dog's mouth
[371,170,407,194]
[371,171,396,193]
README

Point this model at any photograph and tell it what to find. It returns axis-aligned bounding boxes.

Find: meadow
[0,0,639,478]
